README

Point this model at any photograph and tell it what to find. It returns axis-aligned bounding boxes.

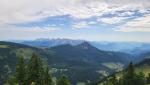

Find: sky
[0,0,150,42]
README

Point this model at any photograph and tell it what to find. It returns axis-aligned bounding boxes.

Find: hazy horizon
[1,38,150,44]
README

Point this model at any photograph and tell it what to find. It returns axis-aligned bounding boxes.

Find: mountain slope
[48,42,131,83]
[0,41,41,84]
[50,42,130,65]
[114,51,150,81]
[135,51,150,76]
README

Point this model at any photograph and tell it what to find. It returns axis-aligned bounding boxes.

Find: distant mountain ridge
[17,38,150,55]
[21,38,84,47]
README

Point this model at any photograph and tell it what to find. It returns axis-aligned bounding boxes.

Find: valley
[0,39,150,85]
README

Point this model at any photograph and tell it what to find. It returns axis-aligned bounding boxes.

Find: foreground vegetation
[4,53,150,85]
[4,54,71,85]
[98,63,150,85]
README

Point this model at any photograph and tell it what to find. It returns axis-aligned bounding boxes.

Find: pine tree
[123,62,135,85]
[27,53,44,85]
[5,75,18,85]
[98,62,147,85]
[146,73,150,84]
[16,56,26,85]
[43,66,53,85]
[135,71,146,85]
[57,75,71,85]
[126,62,135,79]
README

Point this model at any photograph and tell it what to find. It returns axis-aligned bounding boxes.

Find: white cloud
[0,24,60,40]
[0,0,150,26]
[20,27,58,32]
[138,9,150,14]
[73,21,90,29]
[0,25,59,32]
[118,11,135,17]
[97,17,128,24]
[88,21,97,25]
[116,14,150,32]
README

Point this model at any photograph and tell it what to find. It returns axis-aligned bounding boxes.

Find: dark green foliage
[126,62,135,79]
[16,56,26,85]
[99,63,146,85]
[109,75,118,85]
[0,41,38,84]
[135,72,146,85]
[121,62,136,85]
[43,66,53,85]
[27,54,45,85]
[146,73,150,84]
[102,75,118,85]
[57,75,71,85]
[117,63,146,85]
[5,75,18,85]
[5,54,54,85]
[121,63,146,85]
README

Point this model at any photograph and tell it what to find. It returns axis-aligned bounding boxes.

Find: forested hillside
[97,52,150,85]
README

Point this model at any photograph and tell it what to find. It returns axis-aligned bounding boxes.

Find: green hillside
[117,52,150,78]
[136,58,150,76]
[97,52,150,85]
[0,41,43,84]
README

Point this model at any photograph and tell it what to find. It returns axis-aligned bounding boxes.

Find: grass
[0,45,9,48]
[116,65,150,78]
[135,65,150,77]
[102,62,124,71]
[97,70,109,77]
[76,82,86,85]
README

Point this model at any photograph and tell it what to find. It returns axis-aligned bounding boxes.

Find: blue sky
[0,0,150,42]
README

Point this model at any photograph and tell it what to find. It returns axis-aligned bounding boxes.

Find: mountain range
[0,41,133,84]
[17,38,150,55]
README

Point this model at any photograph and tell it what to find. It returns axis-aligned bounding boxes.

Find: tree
[126,62,135,79]
[57,75,71,85]
[43,66,53,85]
[102,75,118,85]
[121,62,136,85]
[109,75,118,85]
[119,62,146,85]
[134,71,146,85]
[146,73,150,84]
[27,54,44,85]
[16,56,26,85]
[98,62,147,85]
[5,75,18,85]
